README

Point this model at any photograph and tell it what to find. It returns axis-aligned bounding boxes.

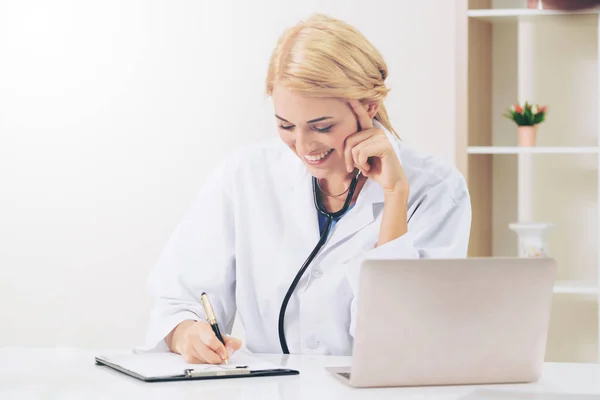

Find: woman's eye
[279,124,294,131]
[315,124,334,133]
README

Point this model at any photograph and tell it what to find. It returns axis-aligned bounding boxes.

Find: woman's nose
[295,128,315,153]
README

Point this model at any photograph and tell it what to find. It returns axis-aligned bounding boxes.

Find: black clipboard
[95,355,299,383]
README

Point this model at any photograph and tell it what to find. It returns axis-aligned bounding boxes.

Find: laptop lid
[349,257,557,388]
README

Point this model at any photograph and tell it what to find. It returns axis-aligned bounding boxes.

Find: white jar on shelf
[509,223,553,257]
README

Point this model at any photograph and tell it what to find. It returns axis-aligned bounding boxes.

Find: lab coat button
[305,336,320,350]
[311,268,324,278]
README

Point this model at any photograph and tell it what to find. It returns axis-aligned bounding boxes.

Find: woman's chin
[305,164,349,179]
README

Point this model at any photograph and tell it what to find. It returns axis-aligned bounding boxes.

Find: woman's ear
[366,102,380,119]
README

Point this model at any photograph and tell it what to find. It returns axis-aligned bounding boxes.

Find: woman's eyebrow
[306,116,333,124]
[275,115,333,124]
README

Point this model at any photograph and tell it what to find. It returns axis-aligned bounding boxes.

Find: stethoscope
[278,169,362,354]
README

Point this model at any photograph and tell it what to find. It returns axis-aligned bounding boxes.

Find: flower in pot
[503,101,547,146]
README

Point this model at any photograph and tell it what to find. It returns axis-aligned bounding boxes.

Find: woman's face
[272,84,361,180]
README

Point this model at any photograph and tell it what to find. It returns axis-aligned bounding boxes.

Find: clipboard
[95,351,299,382]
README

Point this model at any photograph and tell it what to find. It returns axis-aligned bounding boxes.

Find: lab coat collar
[321,177,383,253]
[288,165,384,256]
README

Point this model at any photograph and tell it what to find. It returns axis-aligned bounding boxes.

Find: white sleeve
[142,162,237,351]
[345,177,472,337]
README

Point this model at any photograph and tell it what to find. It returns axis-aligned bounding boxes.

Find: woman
[143,13,471,364]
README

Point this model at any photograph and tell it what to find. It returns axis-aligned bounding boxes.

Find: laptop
[326,257,557,388]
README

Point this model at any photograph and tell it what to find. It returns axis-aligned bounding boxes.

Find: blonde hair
[265,13,398,138]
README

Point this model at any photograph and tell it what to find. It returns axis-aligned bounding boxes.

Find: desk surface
[2,347,600,399]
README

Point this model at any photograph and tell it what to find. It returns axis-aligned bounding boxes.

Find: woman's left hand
[345,100,409,196]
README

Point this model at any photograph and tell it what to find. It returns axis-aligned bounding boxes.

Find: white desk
[2,347,600,399]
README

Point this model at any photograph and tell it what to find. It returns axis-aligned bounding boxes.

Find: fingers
[348,99,374,131]
[224,335,243,356]
[192,338,225,364]
[345,100,378,173]
[175,321,245,365]
[177,321,239,365]
[352,141,371,175]
[199,326,228,361]
[178,332,221,364]
[350,136,389,176]
[344,130,373,172]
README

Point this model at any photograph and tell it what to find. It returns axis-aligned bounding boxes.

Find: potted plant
[503,101,547,146]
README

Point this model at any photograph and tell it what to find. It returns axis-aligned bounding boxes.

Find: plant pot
[517,125,537,146]
[509,222,553,257]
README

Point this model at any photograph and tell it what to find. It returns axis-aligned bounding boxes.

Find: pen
[200,292,228,364]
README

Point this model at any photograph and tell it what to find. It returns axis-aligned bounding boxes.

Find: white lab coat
[143,122,471,356]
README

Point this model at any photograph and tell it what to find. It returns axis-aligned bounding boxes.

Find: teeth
[304,149,332,161]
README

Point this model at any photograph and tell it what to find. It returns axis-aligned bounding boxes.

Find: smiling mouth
[303,149,333,162]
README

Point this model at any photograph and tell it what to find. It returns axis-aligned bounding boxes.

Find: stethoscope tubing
[278,170,361,354]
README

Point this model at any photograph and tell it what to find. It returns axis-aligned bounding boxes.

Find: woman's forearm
[377,190,409,247]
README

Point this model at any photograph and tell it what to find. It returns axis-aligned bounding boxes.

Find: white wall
[491,0,599,362]
[0,0,464,349]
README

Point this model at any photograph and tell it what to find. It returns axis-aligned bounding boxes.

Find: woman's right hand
[167,320,243,364]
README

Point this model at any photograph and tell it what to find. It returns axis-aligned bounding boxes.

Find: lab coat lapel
[280,155,385,264]
[289,170,321,246]
[321,178,384,252]
[279,163,321,276]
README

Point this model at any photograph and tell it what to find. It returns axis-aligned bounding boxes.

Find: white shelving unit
[468,146,600,154]
[554,281,599,295]
[467,3,600,362]
[468,8,600,22]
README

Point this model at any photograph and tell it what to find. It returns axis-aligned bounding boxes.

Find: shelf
[554,281,599,295]
[468,146,600,154]
[466,1,600,362]
[468,8,600,22]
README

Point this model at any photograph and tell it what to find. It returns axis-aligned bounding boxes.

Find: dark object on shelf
[530,0,600,10]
